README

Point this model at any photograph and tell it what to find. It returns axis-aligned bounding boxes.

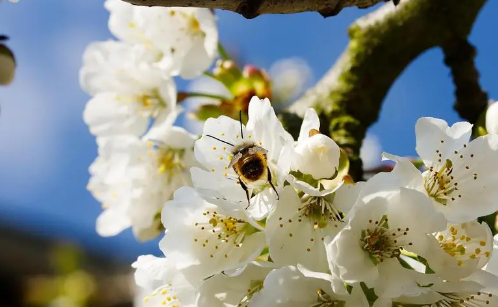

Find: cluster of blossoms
[133,96,498,306]
[81,2,498,306]
[81,0,218,240]
[82,1,311,241]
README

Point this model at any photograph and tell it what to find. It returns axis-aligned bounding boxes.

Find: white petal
[293,134,340,180]
[83,92,149,137]
[132,255,174,290]
[381,152,425,191]
[484,235,498,275]
[388,188,447,234]
[177,36,213,79]
[440,134,498,222]
[333,181,365,214]
[329,227,379,284]
[266,186,343,272]
[285,174,342,197]
[415,117,472,166]
[486,102,498,134]
[96,207,131,236]
[246,97,294,163]
[160,187,266,281]
[194,115,247,174]
[297,108,320,143]
[196,262,272,307]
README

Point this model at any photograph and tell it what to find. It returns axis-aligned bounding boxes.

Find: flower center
[194,211,259,252]
[436,225,490,267]
[360,216,412,265]
[146,142,187,182]
[142,284,181,306]
[115,92,164,117]
[308,289,345,307]
[157,149,186,180]
[434,291,494,307]
[424,158,459,205]
[141,93,166,117]
[189,16,201,34]
[300,196,343,229]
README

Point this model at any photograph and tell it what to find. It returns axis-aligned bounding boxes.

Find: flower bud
[293,133,340,180]
[0,43,16,85]
[485,100,498,134]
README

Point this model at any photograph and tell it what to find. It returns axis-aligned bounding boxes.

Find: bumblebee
[206,112,279,208]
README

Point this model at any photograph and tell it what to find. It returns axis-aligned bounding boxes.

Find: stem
[218,43,230,60]
[179,91,230,101]
[203,71,217,79]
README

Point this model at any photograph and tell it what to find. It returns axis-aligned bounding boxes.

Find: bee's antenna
[206,135,234,146]
[239,110,244,139]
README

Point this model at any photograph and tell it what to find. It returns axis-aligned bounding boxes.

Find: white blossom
[427,221,493,281]
[132,255,197,307]
[416,117,498,222]
[383,117,498,223]
[265,185,358,272]
[395,279,498,307]
[292,108,340,180]
[253,266,368,307]
[105,0,218,79]
[80,40,162,96]
[327,173,447,298]
[80,41,177,138]
[159,187,266,282]
[192,97,294,218]
[89,124,196,241]
[196,262,273,307]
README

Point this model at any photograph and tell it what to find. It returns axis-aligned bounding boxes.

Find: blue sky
[0,0,496,262]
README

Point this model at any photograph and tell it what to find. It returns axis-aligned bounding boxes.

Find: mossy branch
[442,39,488,124]
[289,0,488,181]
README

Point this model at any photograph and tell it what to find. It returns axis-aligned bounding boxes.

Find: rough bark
[121,0,386,19]
[289,0,488,180]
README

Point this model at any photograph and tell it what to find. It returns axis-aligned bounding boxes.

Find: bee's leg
[239,178,251,209]
[267,166,279,200]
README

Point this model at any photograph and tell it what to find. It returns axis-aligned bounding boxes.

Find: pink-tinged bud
[243,64,261,78]
[343,174,354,184]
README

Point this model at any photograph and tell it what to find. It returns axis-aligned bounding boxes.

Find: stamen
[361,216,411,265]
[193,211,259,254]
[433,291,495,307]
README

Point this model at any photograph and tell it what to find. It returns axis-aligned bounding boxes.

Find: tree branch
[121,0,386,19]
[289,0,488,181]
[442,39,488,124]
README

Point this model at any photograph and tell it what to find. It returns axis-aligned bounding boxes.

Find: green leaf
[416,255,435,274]
[360,282,378,306]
